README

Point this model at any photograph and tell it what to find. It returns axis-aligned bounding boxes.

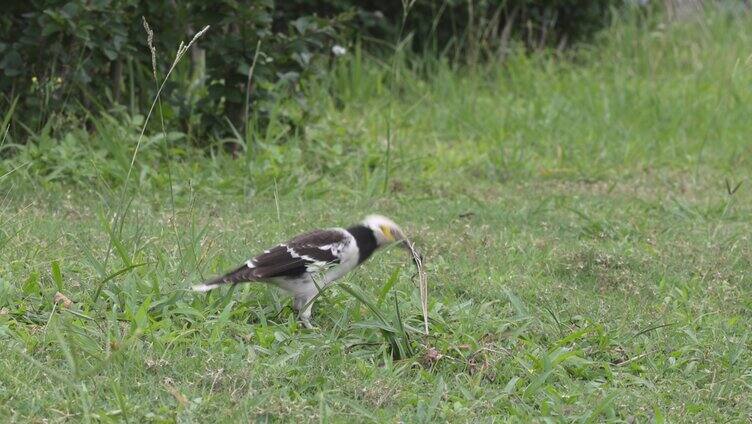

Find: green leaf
[339,283,389,326]
[22,272,40,295]
[91,262,149,303]
[134,296,152,330]
[0,51,23,76]
[51,260,63,291]
[504,288,528,318]
[377,267,401,306]
[392,293,413,358]
[504,376,520,394]
[653,405,666,424]
[103,47,118,60]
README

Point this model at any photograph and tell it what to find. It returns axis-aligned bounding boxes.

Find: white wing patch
[286,246,301,259]
[301,240,347,273]
[305,259,335,273]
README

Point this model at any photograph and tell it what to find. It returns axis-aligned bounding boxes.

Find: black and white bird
[193,215,407,328]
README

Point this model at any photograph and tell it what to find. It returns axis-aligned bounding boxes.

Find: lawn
[1,13,751,422]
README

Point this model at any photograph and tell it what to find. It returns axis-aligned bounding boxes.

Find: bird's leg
[294,291,318,329]
[300,313,314,330]
[292,295,306,314]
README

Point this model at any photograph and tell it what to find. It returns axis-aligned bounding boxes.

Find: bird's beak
[386,227,422,264]
[381,225,406,244]
[392,227,411,249]
[381,225,394,241]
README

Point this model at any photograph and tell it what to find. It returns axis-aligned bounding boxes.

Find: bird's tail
[192,263,257,292]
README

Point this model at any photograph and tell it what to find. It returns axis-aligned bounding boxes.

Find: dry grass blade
[163,377,189,407]
[404,238,428,335]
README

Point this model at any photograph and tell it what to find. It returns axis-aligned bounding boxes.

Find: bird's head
[363,214,405,247]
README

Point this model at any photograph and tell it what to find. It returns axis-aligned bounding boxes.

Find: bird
[193,214,407,328]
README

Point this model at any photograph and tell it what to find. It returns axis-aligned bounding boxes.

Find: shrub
[0,0,619,146]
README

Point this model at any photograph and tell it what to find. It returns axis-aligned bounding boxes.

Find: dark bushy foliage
[0,0,619,145]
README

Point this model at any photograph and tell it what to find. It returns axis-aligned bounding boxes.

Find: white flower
[332,45,347,57]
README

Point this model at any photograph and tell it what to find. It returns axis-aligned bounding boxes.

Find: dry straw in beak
[403,238,428,335]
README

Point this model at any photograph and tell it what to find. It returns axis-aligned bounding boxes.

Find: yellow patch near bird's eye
[381,225,394,241]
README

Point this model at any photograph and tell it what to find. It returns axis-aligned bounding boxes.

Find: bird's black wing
[194,229,347,291]
[250,229,346,278]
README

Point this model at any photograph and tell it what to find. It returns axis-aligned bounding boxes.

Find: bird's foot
[299,316,318,330]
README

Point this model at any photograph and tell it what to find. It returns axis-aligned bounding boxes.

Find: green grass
[1,12,751,422]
